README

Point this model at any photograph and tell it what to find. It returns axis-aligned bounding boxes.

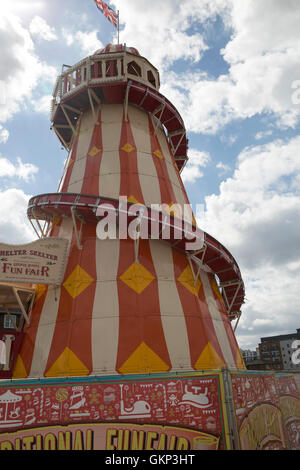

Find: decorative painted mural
[0,373,227,450]
[231,372,300,450]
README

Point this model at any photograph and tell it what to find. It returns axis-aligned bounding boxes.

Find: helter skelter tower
[13,44,245,379]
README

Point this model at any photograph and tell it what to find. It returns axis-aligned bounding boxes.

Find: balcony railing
[51,51,160,120]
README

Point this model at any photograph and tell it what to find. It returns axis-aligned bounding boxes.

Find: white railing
[51,51,159,119]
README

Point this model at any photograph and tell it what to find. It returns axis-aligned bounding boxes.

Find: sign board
[231,372,300,450]
[0,422,219,451]
[0,372,228,450]
[0,238,69,285]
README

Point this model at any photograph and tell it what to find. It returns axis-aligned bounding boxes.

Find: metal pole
[221,367,239,450]
[117,11,120,44]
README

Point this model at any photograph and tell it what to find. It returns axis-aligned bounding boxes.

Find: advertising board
[0,372,229,450]
[0,238,69,285]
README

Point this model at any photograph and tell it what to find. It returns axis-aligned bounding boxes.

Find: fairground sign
[0,238,69,285]
[0,422,219,451]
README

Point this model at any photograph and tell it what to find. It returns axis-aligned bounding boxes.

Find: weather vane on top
[94,0,120,44]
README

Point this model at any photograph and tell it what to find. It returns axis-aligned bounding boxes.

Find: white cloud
[0,188,35,244]
[220,134,237,146]
[255,130,273,140]
[111,0,215,72]
[216,161,231,175]
[0,156,38,182]
[0,10,57,123]
[29,15,57,41]
[198,135,300,348]
[62,28,103,55]
[31,94,52,115]
[181,149,211,183]
[117,0,300,135]
[0,125,9,144]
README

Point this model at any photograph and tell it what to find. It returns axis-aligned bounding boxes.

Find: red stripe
[116,112,171,372]
[172,249,226,369]
[17,286,48,376]
[119,109,145,204]
[80,109,103,196]
[148,115,177,205]
[116,239,171,372]
[17,217,64,375]
[208,274,245,369]
[44,223,96,376]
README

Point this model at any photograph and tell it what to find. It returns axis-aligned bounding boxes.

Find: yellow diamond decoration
[45,347,89,377]
[63,265,94,299]
[12,355,27,379]
[52,216,61,229]
[154,149,163,160]
[88,145,101,157]
[236,348,246,369]
[163,201,182,218]
[127,195,143,205]
[67,158,74,168]
[194,342,225,370]
[120,262,155,294]
[192,213,197,227]
[121,142,135,153]
[34,284,47,303]
[119,342,169,374]
[178,265,201,296]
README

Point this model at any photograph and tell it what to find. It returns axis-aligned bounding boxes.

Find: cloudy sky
[0,0,300,350]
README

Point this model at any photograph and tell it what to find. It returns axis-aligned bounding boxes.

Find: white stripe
[91,238,120,375]
[149,240,191,371]
[128,106,161,206]
[98,104,122,199]
[29,218,73,377]
[199,271,236,369]
[67,108,98,193]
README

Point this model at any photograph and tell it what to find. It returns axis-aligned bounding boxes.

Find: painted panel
[0,372,228,450]
[231,371,300,450]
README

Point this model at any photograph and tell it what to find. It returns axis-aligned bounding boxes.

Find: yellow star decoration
[88,146,101,157]
[121,142,135,153]
[120,262,155,294]
[63,265,94,299]
[177,265,201,296]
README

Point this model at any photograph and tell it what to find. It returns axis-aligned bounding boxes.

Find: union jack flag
[94,0,118,29]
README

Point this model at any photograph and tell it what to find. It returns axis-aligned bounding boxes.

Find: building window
[127,61,142,77]
[4,314,16,329]
[147,70,156,88]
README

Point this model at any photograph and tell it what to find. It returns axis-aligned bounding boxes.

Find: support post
[221,367,239,450]
[12,288,30,325]
[71,207,83,250]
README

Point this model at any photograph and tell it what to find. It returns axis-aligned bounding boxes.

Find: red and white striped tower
[13,44,245,379]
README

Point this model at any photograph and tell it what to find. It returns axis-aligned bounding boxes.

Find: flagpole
[117,10,120,44]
